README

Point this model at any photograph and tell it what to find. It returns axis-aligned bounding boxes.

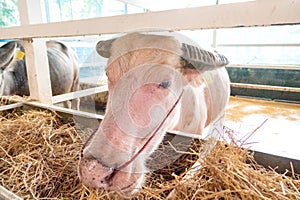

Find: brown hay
[0,110,83,199]
[0,106,299,199]
[165,138,300,200]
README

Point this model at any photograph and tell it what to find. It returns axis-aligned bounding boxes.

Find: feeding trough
[0,96,299,199]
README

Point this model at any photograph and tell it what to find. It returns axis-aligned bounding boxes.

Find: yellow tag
[204,71,214,84]
[16,51,25,60]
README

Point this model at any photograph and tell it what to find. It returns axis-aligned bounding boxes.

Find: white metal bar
[218,43,300,47]
[52,85,108,103]
[25,101,205,139]
[227,65,300,70]
[23,39,53,104]
[0,185,22,200]
[54,81,300,111]
[231,82,300,93]
[18,0,46,25]
[0,102,23,112]
[25,101,104,120]
[18,0,30,25]
[1,0,299,39]
[166,129,203,139]
[80,62,106,68]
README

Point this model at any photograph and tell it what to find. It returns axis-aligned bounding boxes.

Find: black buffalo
[0,40,80,109]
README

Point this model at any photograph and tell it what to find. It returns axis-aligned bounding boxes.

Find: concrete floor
[225,96,300,160]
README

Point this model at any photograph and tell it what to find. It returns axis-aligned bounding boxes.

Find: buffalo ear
[0,41,17,70]
[96,38,116,58]
[180,43,229,72]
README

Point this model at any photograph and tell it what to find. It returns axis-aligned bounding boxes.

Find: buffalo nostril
[100,179,108,185]
[104,168,116,185]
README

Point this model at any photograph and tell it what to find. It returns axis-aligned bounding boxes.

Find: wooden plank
[231,82,300,93]
[0,0,299,39]
[52,85,108,104]
[0,185,22,200]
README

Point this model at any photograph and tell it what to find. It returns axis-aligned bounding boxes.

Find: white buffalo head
[78,32,230,197]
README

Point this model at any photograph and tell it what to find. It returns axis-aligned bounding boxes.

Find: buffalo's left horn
[180,43,229,70]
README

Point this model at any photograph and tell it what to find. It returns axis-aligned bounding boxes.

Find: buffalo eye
[159,81,170,89]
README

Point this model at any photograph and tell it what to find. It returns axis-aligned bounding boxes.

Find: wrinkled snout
[78,153,145,197]
[78,155,114,190]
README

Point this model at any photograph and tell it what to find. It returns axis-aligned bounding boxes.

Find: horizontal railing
[1,0,299,39]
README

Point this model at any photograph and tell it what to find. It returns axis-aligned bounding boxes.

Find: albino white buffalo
[78,32,230,196]
[0,40,80,109]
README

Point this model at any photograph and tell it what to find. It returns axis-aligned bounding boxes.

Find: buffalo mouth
[78,152,145,197]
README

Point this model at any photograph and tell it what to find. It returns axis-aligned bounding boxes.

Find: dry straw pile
[0,100,299,199]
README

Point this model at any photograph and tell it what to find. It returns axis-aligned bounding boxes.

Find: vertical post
[212,30,217,48]
[212,0,219,48]
[18,0,52,104]
[23,39,53,104]
[18,0,46,25]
